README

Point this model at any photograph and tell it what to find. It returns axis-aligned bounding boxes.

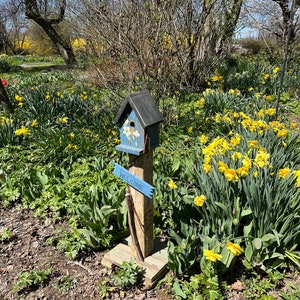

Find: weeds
[0,229,13,242]
[12,267,53,293]
[112,260,144,290]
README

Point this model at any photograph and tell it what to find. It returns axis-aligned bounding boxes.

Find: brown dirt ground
[0,205,166,300]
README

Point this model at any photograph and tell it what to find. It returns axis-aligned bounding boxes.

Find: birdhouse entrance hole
[130,120,135,131]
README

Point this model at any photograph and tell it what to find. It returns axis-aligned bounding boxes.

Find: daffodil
[247,140,258,148]
[168,179,177,189]
[67,144,78,150]
[201,162,210,173]
[211,75,223,82]
[218,161,229,173]
[231,151,242,160]
[15,95,24,102]
[204,249,222,262]
[290,122,297,129]
[242,155,252,169]
[195,98,205,107]
[254,150,270,168]
[58,117,68,123]
[224,168,238,181]
[15,126,28,136]
[236,167,250,178]
[230,134,242,147]
[31,119,38,127]
[199,135,208,144]
[278,168,290,179]
[277,129,289,138]
[265,108,276,116]
[194,195,206,207]
[265,95,273,101]
[227,241,243,256]
[293,170,300,187]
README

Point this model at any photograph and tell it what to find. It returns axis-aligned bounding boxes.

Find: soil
[0,205,165,300]
[1,204,299,300]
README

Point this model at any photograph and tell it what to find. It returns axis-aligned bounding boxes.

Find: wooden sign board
[113,163,154,199]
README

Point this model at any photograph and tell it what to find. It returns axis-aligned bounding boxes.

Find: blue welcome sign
[113,163,154,199]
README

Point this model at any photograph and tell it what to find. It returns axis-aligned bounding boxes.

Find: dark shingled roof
[114,90,164,128]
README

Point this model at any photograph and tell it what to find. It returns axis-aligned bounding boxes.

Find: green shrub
[0,58,11,72]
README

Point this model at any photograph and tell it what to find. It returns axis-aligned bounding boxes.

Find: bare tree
[272,0,300,42]
[22,0,76,65]
[0,0,29,54]
[0,18,5,53]
[70,0,243,94]
[241,0,299,43]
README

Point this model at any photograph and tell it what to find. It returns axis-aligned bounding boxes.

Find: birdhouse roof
[114,90,164,128]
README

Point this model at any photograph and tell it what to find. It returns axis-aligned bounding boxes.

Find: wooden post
[129,150,154,259]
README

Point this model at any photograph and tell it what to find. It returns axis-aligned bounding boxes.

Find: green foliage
[0,116,25,147]
[173,262,222,300]
[12,267,52,292]
[98,278,115,299]
[0,229,13,242]
[54,275,77,291]
[111,260,144,290]
[0,57,11,72]
[168,222,200,276]
[280,283,300,300]
[55,226,88,259]
[242,276,277,300]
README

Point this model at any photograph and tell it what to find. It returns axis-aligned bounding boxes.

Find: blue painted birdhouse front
[114,90,163,156]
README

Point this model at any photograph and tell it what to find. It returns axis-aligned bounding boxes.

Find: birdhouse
[114,90,164,156]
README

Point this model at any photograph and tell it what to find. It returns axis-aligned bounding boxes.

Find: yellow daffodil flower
[227,241,243,256]
[236,167,250,178]
[168,179,177,190]
[204,249,222,262]
[224,168,238,181]
[203,163,211,174]
[31,119,38,127]
[278,168,290,179]
[194,195,207,207]
[218,161,229,173]
[15,126,28,136]
[247,140,258,148]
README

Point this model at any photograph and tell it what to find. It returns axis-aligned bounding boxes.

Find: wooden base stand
[101,237,168,288]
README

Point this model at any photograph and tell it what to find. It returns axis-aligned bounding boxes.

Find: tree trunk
[23,0,76,65]
[198,0,243,60]
[273,0,300,43]
[31,17,76,65]
[0,79,14,114]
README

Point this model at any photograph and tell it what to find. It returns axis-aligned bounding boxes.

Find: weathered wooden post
[102,90,168,287]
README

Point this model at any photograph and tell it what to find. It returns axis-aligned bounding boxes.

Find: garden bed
[0,205,160,300]
[0,54,300,299]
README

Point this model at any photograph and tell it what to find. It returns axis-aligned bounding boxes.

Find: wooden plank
[113,163,154,199]
[101,238,168,287]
